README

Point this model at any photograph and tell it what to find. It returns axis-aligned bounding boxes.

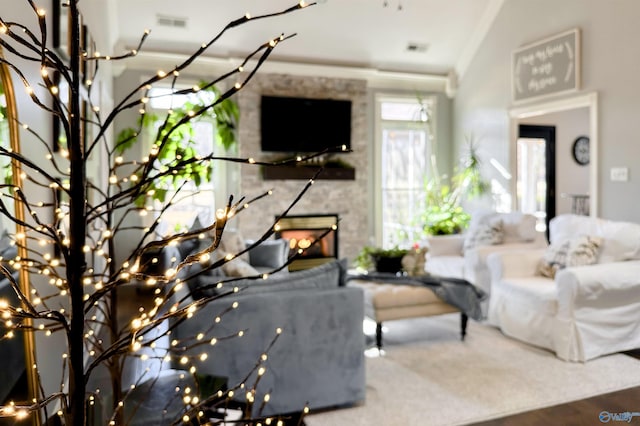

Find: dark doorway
[517,124,556,238]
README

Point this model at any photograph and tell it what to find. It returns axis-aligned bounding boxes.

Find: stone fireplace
[235,73,369,264]
[275,214,339,271]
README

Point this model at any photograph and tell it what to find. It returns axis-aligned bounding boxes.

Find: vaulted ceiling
[113,0,504,79]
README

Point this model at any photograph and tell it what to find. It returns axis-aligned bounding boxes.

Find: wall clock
[572,136,590,165]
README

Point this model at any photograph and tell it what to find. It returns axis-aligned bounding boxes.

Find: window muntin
[378,96,434,248]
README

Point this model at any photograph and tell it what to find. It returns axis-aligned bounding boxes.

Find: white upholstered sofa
[424,211,546,311]
[487,214,640,361]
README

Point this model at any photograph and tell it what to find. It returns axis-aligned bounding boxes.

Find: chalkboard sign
[512,28,580,102]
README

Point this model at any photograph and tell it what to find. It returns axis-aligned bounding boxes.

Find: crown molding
[115,51,450,93]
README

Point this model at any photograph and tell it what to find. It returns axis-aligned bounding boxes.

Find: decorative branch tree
[0,1,346,424]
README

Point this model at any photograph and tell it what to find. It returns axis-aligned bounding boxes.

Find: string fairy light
[0,1,322,424]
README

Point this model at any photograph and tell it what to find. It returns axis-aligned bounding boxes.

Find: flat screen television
[260,95,352,153]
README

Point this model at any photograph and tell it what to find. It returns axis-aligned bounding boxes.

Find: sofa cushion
[463,220,504,252]
[493,276,558,316]
[471,211,537,243]
[235,258,346,295]
[538,235,602,278]
[246,238,289,269]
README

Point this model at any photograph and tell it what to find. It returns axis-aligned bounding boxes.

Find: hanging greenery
[421,138,488,236]
[115,83,239,205]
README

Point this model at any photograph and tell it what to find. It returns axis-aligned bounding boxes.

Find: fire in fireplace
[275,214,339,271]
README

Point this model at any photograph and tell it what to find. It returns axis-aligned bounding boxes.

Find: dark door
[517,124,556,237]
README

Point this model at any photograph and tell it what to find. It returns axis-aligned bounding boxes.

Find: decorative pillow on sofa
[196,237,258,278]
[463,220,504,252]
[173,216,207,259]
[538,235,603,278]
[179,261,226,300]
[246,238,289,269]
[219,229,250,263]
[498,213,538,243]
[470,211,538,243]
[222,257,259,278]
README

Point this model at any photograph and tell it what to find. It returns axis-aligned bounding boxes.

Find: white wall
[455,0,640,221]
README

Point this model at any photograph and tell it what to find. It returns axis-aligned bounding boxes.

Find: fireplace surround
[275,214,339,271]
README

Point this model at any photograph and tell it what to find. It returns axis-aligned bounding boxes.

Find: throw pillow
[179,262,226,300]
[219,229,250,263]
[246,239,290,269]
[175,216,206,259]
[176,237,199,259]
[463,220,504,252]
[538,235,602,278]
[222,257,259,278]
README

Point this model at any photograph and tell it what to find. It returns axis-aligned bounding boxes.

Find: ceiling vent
[157,15,188,29]
[406,42,428,53]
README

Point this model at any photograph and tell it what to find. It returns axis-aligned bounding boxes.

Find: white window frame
[373,93,437,248]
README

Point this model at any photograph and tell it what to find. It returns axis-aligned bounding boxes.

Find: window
[375,95,434,248]
[146,87,236,235]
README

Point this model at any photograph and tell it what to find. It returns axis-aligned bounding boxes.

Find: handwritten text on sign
[512,28,580,102]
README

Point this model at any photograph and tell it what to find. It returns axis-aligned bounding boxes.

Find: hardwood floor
[470,350,640,426]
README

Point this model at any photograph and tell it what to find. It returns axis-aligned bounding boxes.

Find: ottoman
[348,279,468,349]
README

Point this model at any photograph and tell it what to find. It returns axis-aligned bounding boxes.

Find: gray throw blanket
[347,273,487,321]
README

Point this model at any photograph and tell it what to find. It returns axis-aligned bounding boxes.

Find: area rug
[305,314,640,426]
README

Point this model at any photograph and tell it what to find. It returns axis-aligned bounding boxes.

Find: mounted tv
[260,95,352,153]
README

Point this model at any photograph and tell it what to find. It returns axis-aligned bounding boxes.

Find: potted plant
[421,140,488,236]
[354,245,409,273]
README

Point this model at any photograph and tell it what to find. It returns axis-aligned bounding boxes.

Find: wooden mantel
[261,165,356,180]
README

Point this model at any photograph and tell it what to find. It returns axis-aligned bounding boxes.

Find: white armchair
[487,214,640,361]
[424,212,546,305]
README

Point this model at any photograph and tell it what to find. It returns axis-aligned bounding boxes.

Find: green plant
[421,187,471,235]
[115,82,239,205]
[421,139,488,236]
[456,139,490,198]
[354,245,409,271]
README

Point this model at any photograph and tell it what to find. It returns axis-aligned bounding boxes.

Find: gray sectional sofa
[149,235,366,416]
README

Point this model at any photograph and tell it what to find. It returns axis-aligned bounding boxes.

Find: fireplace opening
[275,214,339,271]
